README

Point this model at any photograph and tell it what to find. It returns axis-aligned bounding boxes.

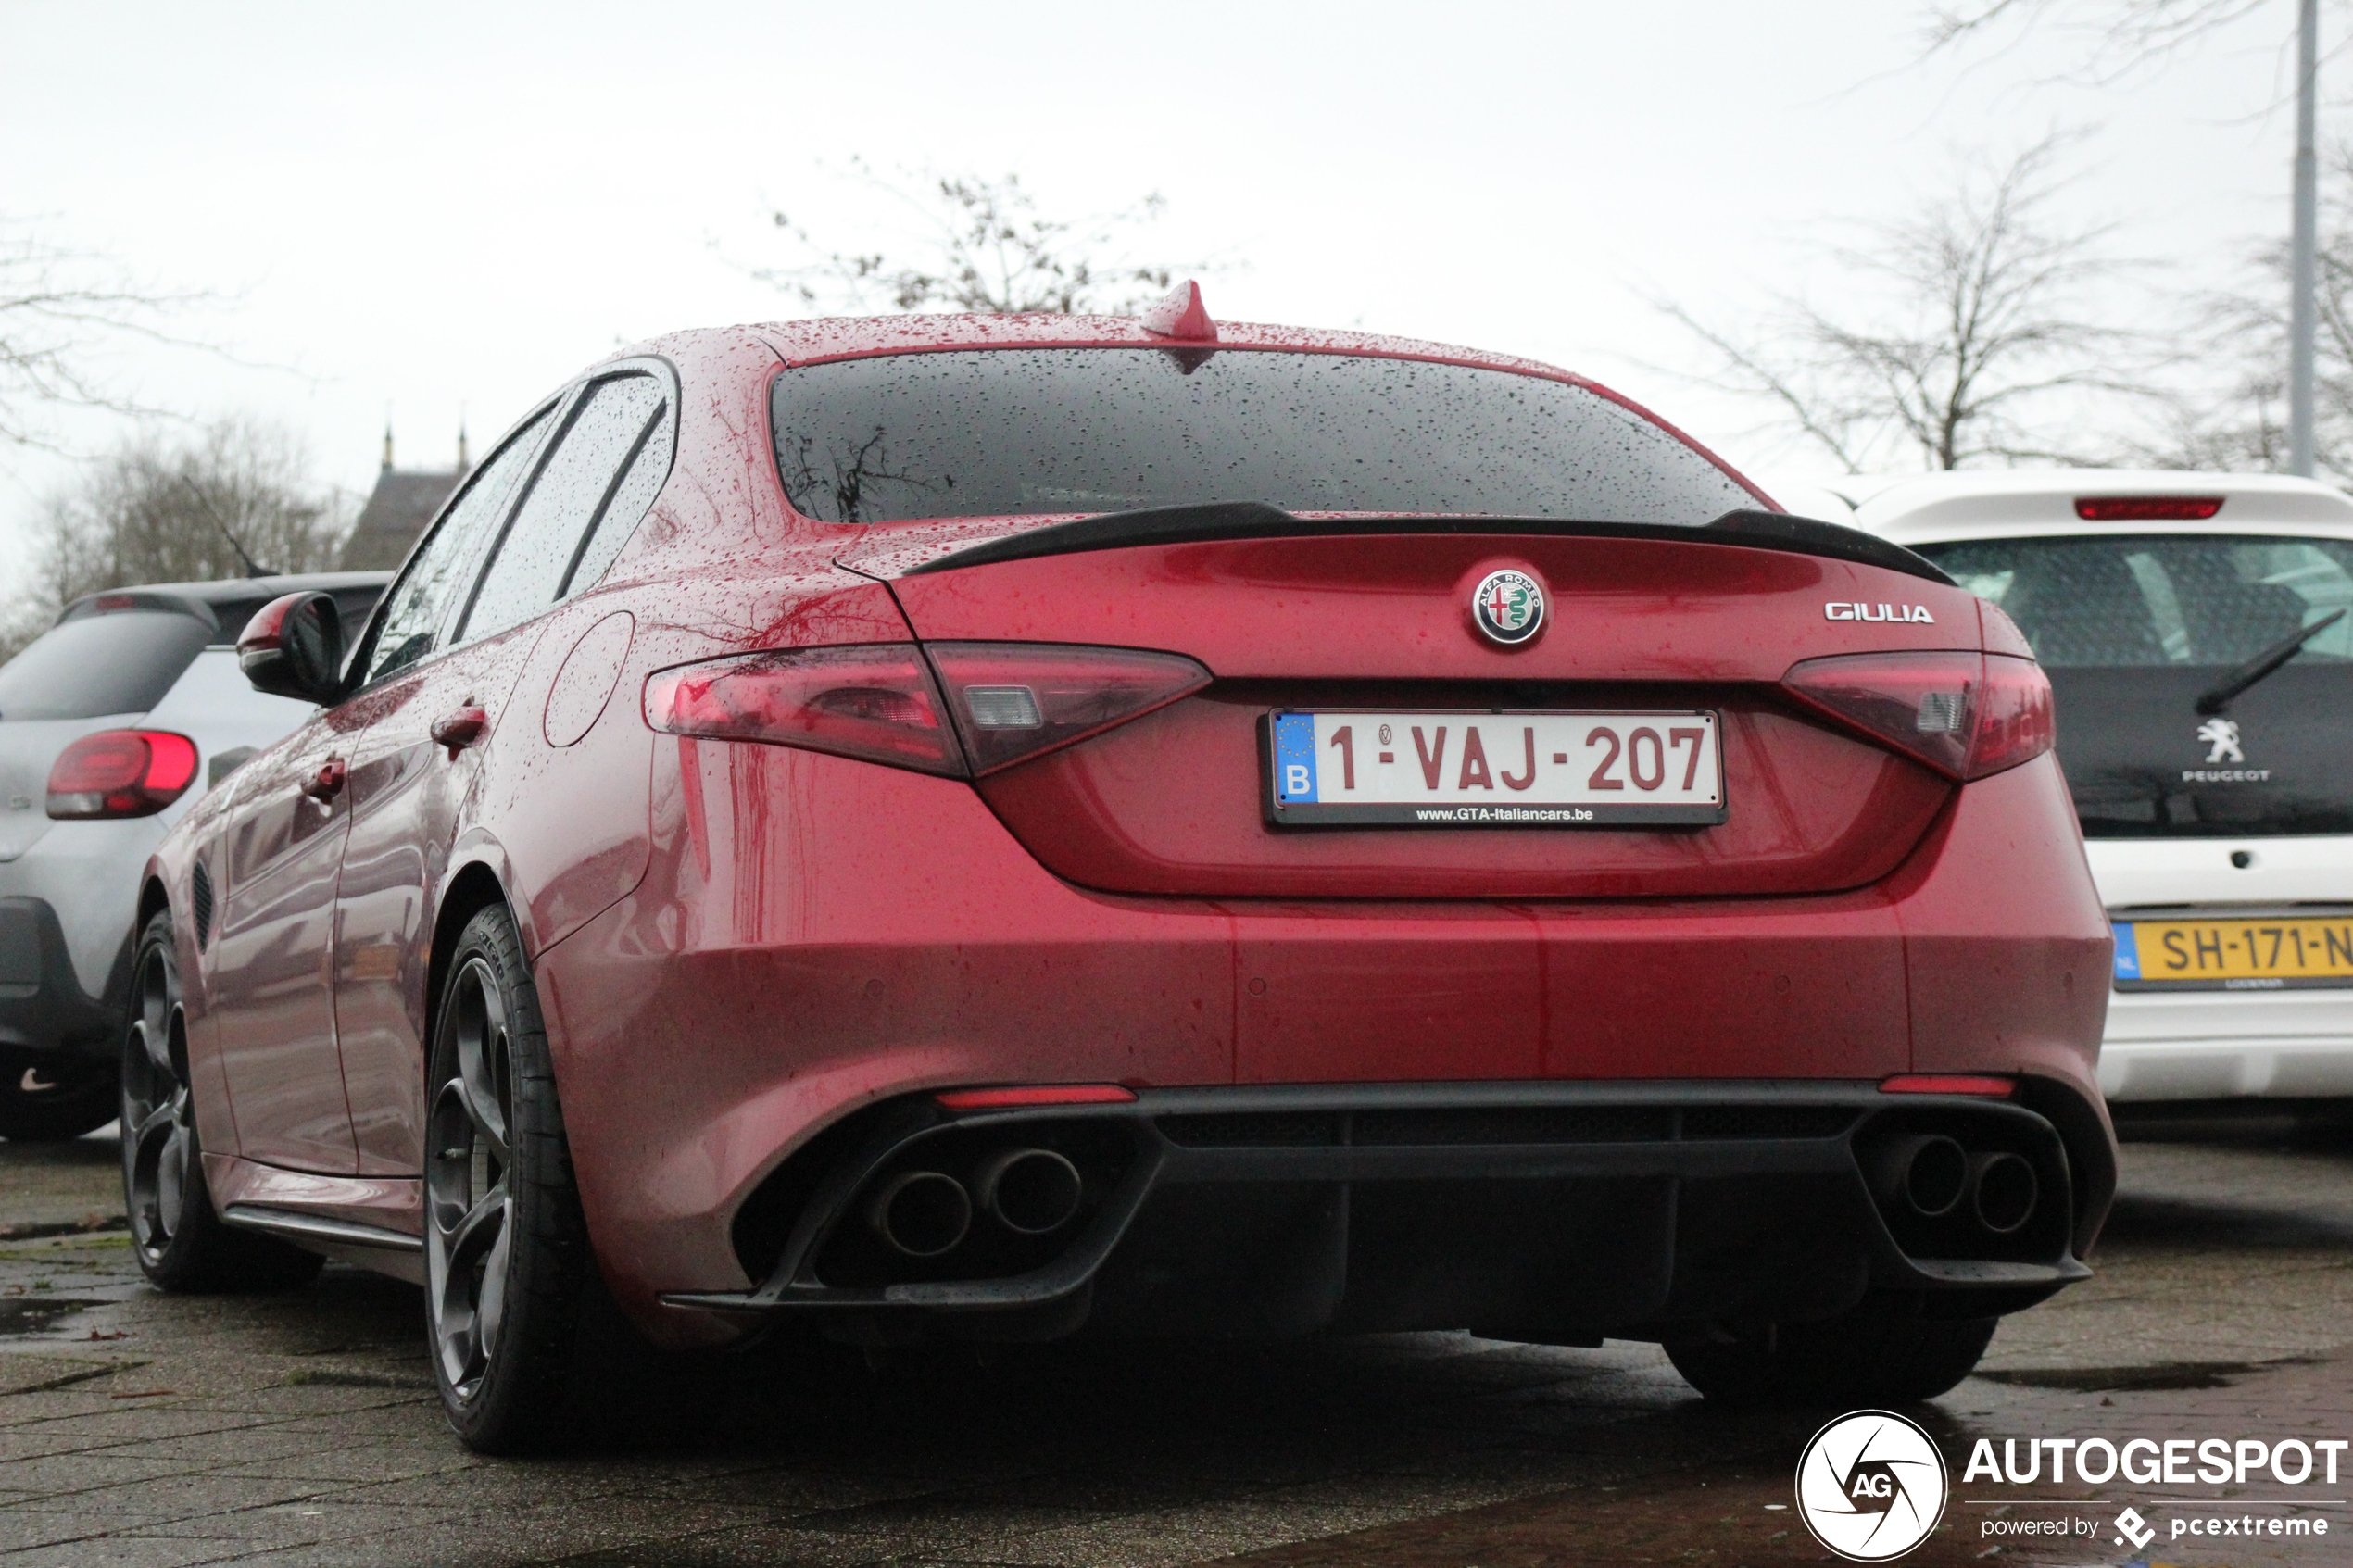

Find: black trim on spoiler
[898,502,1957,586]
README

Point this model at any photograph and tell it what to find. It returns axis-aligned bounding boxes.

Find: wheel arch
[136,869,171,935]
[426,861,514,1062]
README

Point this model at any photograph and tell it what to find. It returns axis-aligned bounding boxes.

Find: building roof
[341,466,461,571]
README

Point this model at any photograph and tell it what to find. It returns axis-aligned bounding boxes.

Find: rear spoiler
[900,502,1957,586]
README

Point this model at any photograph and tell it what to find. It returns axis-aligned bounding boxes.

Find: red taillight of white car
[644,641,1212,778]
[45,730,200,819]
[1780,651,2055,782]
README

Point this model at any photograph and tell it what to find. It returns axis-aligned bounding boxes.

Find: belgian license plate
[1265,710,1725,827]
[2113,917,2353,991]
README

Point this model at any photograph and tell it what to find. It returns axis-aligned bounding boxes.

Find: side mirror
[237,592,346,705]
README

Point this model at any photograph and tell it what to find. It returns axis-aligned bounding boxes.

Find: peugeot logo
[1471,569,1545,646]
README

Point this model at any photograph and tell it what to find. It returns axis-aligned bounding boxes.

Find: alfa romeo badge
[1471,568,1546,646]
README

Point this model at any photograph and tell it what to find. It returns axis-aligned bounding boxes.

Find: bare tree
[0,418,352,656]
[1658,135,2153,471]
[0,220,208,454]
[1923,1,2287,72]
[756,162,1205,316]
[1924,2,2351,477]
[2146,141,2353,471]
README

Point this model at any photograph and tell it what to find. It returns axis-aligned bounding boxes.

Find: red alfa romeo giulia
[126,286,2115,1450]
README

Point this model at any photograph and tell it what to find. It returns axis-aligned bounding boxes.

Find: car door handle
[430,707,488,757]
[300,759,346,803]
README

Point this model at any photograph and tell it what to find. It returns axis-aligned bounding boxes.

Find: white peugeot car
[0,573,388,1139]
[1850,470,2353,1117]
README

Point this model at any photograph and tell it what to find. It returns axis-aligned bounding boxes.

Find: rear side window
[1921,535,2353,667]
[361,406,553,685]
[458,371,671,645]
[561,383,675,595]
[770,349,1756,527]
[0,611,211,721]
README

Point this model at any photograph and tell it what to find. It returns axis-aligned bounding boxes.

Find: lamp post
[2290,0,2321,476]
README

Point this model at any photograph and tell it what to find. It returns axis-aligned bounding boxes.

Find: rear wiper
[2195,608,2347,716]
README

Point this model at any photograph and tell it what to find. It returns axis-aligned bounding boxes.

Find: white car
[0,573,388,1139]
[1849,470,2353,1115]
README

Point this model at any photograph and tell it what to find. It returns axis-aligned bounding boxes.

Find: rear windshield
[1915,534,2353,839]
[770,348,1757,526]
[1919,534,2353,667]
[0,611,212,722]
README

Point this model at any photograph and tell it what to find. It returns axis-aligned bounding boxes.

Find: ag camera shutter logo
[1795,1410,1949,1561]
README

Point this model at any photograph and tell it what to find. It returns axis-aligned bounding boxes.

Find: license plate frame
[2113,915,2353,991]
[1262,709,1727,829]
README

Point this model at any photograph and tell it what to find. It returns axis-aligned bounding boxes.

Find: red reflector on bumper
[1879,1073,2015,1098]
[936,1085,1139,1110]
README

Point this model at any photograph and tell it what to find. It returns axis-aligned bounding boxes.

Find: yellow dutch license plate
[2113,917,2353,991]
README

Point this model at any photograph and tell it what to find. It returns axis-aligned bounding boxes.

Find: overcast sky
[0,0,2324,596]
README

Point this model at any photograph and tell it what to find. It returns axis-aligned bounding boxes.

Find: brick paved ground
[1220,1349,2353,1567]
[0,1129,2347,1566]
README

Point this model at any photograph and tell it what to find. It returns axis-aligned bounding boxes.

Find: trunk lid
[852,527,1984,899]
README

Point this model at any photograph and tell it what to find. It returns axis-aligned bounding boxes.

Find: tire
[424,902,597,1454]
[0,1052,119,1141]
[120,910,322,1293]
[1664,1293,1997,1408]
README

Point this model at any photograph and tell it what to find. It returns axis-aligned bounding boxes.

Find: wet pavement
[0,1128,2349,1565]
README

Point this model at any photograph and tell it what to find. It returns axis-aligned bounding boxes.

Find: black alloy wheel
[424,903,596,1453]
[121,925,195,1268]
[427,949,517,1403]
[120,910,320,1292]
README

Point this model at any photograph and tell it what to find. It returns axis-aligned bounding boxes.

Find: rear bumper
[2099,987,2353,1101]
[2086,835,2353,1101]
[0,896,130,1067]
[535,746,2111,1347]
[663,1080,2100,1345]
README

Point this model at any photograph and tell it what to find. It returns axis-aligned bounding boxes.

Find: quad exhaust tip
[865,1171,973,1258]
[864,1148,1086,1257]
[1889,1135,1969,1219]
[1873,1134,2039,1236]
[1969,1151,2039,1235]
[975,1148,1084,1236]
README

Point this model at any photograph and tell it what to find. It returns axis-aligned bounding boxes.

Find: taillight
[1780,651,2054,782]
[1971,655,2058,777]
[644,641,1214,780]
[46,730,200,819]
[926,642,1211,775]
[643,645,963,775]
